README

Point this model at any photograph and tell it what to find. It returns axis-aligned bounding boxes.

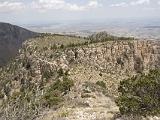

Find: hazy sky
[0,0,160,25]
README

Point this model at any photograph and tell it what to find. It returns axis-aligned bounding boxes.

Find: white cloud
[88,1,99,8]
[130,0,150,5]
[0,0,101,13]
[31,0,101,11]
[158,1,160,5]
[67,4,85,11]
[0,1,25,13]
[111,0,150,7]
[110,2,128,7]
[31,0,65,10]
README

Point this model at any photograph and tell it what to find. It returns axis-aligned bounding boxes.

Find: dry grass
[30,34,88,50]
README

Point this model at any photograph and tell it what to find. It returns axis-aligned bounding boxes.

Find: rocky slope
[0,34,160,120]
[0,22,38,67]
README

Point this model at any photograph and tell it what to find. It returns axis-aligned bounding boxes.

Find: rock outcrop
[1,34,160,120]
[23,40,160,76]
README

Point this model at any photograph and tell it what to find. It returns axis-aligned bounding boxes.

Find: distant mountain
[0,22,39,67]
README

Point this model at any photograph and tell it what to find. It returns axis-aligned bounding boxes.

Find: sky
[0,0,160,25]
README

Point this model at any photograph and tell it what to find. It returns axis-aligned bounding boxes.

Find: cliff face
[0,22,38,66]
[1,34,160,120]
[23,40,160,76]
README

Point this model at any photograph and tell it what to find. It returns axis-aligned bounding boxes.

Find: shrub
[57,68,64,76]
[26,62,31,70]
[51,77,74,94]
[42,70,53,79]
[51,44,57,50]
[43,77,74,107]
[68,43,75,48]
[4,86,10,97]
[117,58,124,66]
[43,90,63,107]
[11,92,21,100]
[43,47,48,51]
[116,69,160,116]
[0,91,4,99]
[99,73,103,77]
[81,94,95,98]
[96,81,106,89]
[49,54,53,59]
[60,44,64,49]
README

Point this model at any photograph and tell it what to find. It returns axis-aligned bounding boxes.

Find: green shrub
[99,73,103,77]
[49,54,53,59]
[81,94,95,98]
[43,47,48,51]
[11,92,21,100]
[51,44,57,50]
[51,77,74,94]
[96,81,106,89]
[43,77,74,107]
[0,91,4,99]
[60,44,64,49]
[57,68,64,76]
[43,90,63,107]
[42,70,53,79]
[4,86,10,97]
[26,62,31,70]
[116,69,160,116]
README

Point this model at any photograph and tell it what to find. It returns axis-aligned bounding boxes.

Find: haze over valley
[24,18,160,39]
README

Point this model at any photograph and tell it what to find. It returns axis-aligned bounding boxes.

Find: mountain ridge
[0,22,39,67]
[0,33,160,120]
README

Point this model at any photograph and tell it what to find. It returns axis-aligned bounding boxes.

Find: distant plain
[25,18,160,39]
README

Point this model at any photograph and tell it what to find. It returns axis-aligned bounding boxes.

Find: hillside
[0,22,38,67]
[0,33,160,120]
